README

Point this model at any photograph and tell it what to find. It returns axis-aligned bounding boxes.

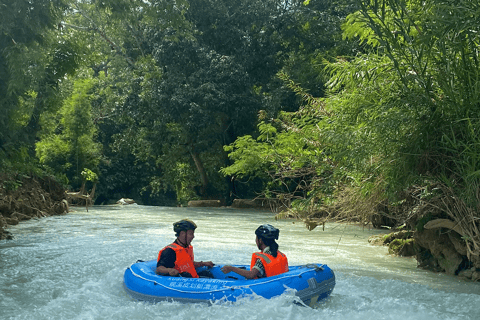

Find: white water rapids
[1,205,480,319]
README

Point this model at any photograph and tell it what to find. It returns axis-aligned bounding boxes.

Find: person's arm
[194,261,214,268]
[156,248,179,276]
[156,265,179,276]
[221,265,260,279]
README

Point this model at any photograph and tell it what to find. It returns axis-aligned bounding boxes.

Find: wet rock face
[0,175,68,240]
[388,238,417,256]
[369,228,480,280]
[415,229,466,276]
[369,231,418,257]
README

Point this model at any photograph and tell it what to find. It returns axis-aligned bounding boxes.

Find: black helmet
[255,224,279,240]
[173,219,197,235]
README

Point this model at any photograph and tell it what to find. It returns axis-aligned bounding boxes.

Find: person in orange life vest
[221,224,288,279]
[156,219,214,278]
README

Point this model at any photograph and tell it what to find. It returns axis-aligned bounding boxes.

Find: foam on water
[1,205,480,320]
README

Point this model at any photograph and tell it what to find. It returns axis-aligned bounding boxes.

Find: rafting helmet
[173,219,197,236]
[255,224,279,240]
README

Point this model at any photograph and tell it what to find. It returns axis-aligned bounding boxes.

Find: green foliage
[222,0,480,223]
[222,110,336,202]
[2,179,23,192]
[81,168,98,183]
[341,0,480,200]
[222,135,270,179]
[0,0,78,179]
[36,78,102,187]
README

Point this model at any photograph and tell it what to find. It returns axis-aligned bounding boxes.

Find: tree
[220,0,362,203]
[36,78,102,187]
[54,0,195,203]
[115,0,303,202]
[0,0,69,169]
[137,37,261,199]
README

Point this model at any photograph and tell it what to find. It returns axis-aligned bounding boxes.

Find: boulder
[11,212,31,221]
[187,200,221,207]
[388,238,418,257]
[4,217,19,225]
[415,228,464,275]
[116,198,136,205]
[231,198,281,210]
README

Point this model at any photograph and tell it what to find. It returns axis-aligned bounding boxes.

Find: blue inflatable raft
[123,260,335,306]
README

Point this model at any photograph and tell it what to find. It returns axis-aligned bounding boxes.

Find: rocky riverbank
[274,182,480,282]
[0,174,68,240]
[369,226,480,282]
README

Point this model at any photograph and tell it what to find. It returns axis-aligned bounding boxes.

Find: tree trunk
[24,90,45,155]
[189,148,209,196]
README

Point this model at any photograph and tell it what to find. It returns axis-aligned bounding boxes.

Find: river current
[1,205,480,319]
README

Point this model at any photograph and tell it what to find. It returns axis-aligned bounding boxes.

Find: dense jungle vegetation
[1,0,480,255]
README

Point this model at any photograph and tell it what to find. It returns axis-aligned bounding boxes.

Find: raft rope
[127,264,325,295]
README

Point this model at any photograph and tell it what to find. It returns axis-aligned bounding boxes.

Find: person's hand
[168,268,179,276]
[221,265,233,274]
[203,261,214,268]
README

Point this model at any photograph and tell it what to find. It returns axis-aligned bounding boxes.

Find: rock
[0,229,13,240]
[4,217,19,225]
[18,203,34,216]
[0,216,7,229]
[472,271,480,282]
[116,198,136,205]
[415,228,464,275]
[447,231,467,256]
[458,268,474,279]
[369,231,414,247]
[0,203,10,215]
[231,198,281,210]
[11,212,31,221]
[388,238,417,256]
[424,218,463,236]
[53,199,68,214]
[368,234,387,245]
[187,200,221,207]
[471,255,480,270]
[416,248,443,272]
[383,230,413,244]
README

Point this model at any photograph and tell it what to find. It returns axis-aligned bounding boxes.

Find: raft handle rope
[304,263,325,271]
[127,265,322,295]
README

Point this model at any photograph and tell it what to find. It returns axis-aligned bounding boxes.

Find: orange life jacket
[157,242,198,278]
[250,250,288,278]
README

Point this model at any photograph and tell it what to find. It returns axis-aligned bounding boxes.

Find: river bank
[273,183,480,282]
[0,174,68,240]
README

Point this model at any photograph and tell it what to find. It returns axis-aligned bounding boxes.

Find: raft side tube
[123,260,335,305]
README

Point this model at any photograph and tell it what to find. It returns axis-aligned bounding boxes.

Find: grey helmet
[173,219,197,236]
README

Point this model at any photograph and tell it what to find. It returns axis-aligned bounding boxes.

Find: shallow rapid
[1,205,479,320]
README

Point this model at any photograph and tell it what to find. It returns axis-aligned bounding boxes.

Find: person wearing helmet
[221,224,288,279]
[156,219,214,278]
